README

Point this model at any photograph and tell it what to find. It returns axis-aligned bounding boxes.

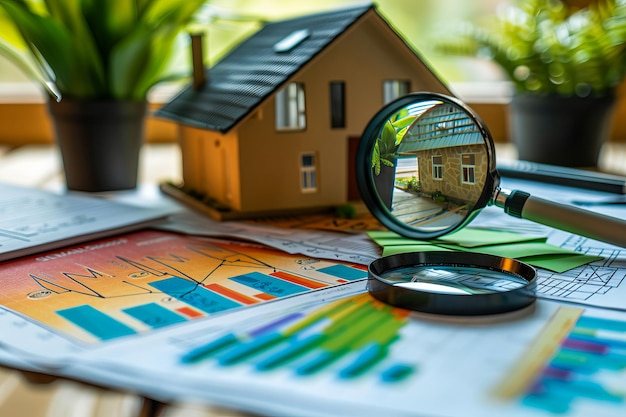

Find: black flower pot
[509,93,616,167]
[47,99,147,192]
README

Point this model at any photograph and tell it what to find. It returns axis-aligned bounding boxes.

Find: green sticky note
[520,254,603,273]
[435,227,546,248]
[382,245,452,257]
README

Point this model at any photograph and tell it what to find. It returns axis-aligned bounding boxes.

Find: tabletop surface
[0,141,624,417]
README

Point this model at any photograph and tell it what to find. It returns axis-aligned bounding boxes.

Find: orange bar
[350,264,369,271]
[204,283,259,305]
[255,293,276,301]
[270,271,327,289]
[176,306,203,318]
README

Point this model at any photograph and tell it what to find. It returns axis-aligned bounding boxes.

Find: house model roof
[156,3,422,133]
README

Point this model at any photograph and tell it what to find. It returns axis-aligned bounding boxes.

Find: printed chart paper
[0,229,368,344]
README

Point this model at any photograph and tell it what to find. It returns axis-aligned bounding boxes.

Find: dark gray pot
[47,99,147,192]
[509,93,616,167]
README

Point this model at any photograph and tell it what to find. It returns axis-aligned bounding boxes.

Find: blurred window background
[0,0,511,89]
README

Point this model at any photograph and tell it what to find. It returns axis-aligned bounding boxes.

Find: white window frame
[300,152,317,193]
[275,82,306,130]
[383,80,411,104]
[432,155,443,180]
[461,154,476,184]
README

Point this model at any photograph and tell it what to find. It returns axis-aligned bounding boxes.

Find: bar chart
[0,230,369,343]
[497,306,626,415]
[180,293,417,383]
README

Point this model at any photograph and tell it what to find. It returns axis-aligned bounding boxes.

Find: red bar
[255,293,276,301]
[176,306,203,318]
[350,264,369,271]
[270,271,327,289]
[204,283,259,305]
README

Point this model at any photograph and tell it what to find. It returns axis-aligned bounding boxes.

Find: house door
[347,136,361,201]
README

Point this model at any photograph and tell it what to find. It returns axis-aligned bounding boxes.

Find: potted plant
[371,110,415,208]
[0,0,207,191]
[437,0,626,167]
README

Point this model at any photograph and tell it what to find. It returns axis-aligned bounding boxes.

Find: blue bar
[380,363,415,383]
[229,272,308,297]
[576,316,626,332]
[57,305,136,341]
[317,265,367,281]
[568,332,626,350]
[216,332,283,365]
[122,303,187,329]
[256,333,325,371]
[521,393,571,415]
[149,277,240,314]
[339,342,385,379]
[181,333,239,363]
[541,377,623,404]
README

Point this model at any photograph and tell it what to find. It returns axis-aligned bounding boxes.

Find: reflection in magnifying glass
[380,265,529,295]
[358,92,626,247]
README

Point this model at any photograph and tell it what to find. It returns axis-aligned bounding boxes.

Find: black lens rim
[355,91,501,240]
[368,251,537,315]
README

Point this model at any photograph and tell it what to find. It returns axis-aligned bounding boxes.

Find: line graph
[0,230,368,343]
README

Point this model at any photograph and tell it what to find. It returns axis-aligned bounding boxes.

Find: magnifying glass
[356,92,626,314]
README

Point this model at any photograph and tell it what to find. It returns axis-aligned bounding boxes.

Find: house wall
[178,125,241,209]
[222,10,450,213]
[416,144,486,204]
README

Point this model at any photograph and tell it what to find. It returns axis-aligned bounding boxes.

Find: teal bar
[122,303,186,329]
[569,331,626,350]
[229,272,308,297]
[150,277,240,314]
[317,265,367,281]
[295,351,339,375]
[57,305,136,341]
[216,332,284,365]
[521,393,571,414]
[552,348,626,371]
[380,363,415,383]
[181,333,239,364]
[576,316,626,332]
[256,333,325,371]
[339,342,386,379]
[542,377,624,404]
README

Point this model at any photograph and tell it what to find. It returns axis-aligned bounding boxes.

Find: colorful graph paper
[180,293,417,383]
[496,306,626,415]
[0,230,368,343]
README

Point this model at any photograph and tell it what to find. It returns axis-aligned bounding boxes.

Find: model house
[157,3,451,218]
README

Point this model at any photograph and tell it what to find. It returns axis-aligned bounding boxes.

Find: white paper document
[0,182,169,261]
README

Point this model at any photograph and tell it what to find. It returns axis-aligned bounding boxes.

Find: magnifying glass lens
[368,252,536,315]
[379,265,529,295]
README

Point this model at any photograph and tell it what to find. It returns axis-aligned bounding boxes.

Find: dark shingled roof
[156,4,375,133]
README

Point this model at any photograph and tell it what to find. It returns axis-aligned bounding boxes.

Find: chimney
[191,33,206,90]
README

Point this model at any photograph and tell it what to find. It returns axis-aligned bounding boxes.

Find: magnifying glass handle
[495,189,626,248]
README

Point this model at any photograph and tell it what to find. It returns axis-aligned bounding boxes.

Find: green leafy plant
[0,0,207,100]
[371,110,415,175]
[436,0,626,96]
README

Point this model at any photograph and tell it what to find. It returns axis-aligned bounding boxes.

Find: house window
[432,155,443,180]
[461,154,476,184]
[383,80,411,104]
[276,82,306,130]
[300,153,317,192]
[329,81,345,128]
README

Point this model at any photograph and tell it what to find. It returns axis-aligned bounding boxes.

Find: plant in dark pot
[0,0,206,191]
[437,0,626,167]
[371,110,415,208]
